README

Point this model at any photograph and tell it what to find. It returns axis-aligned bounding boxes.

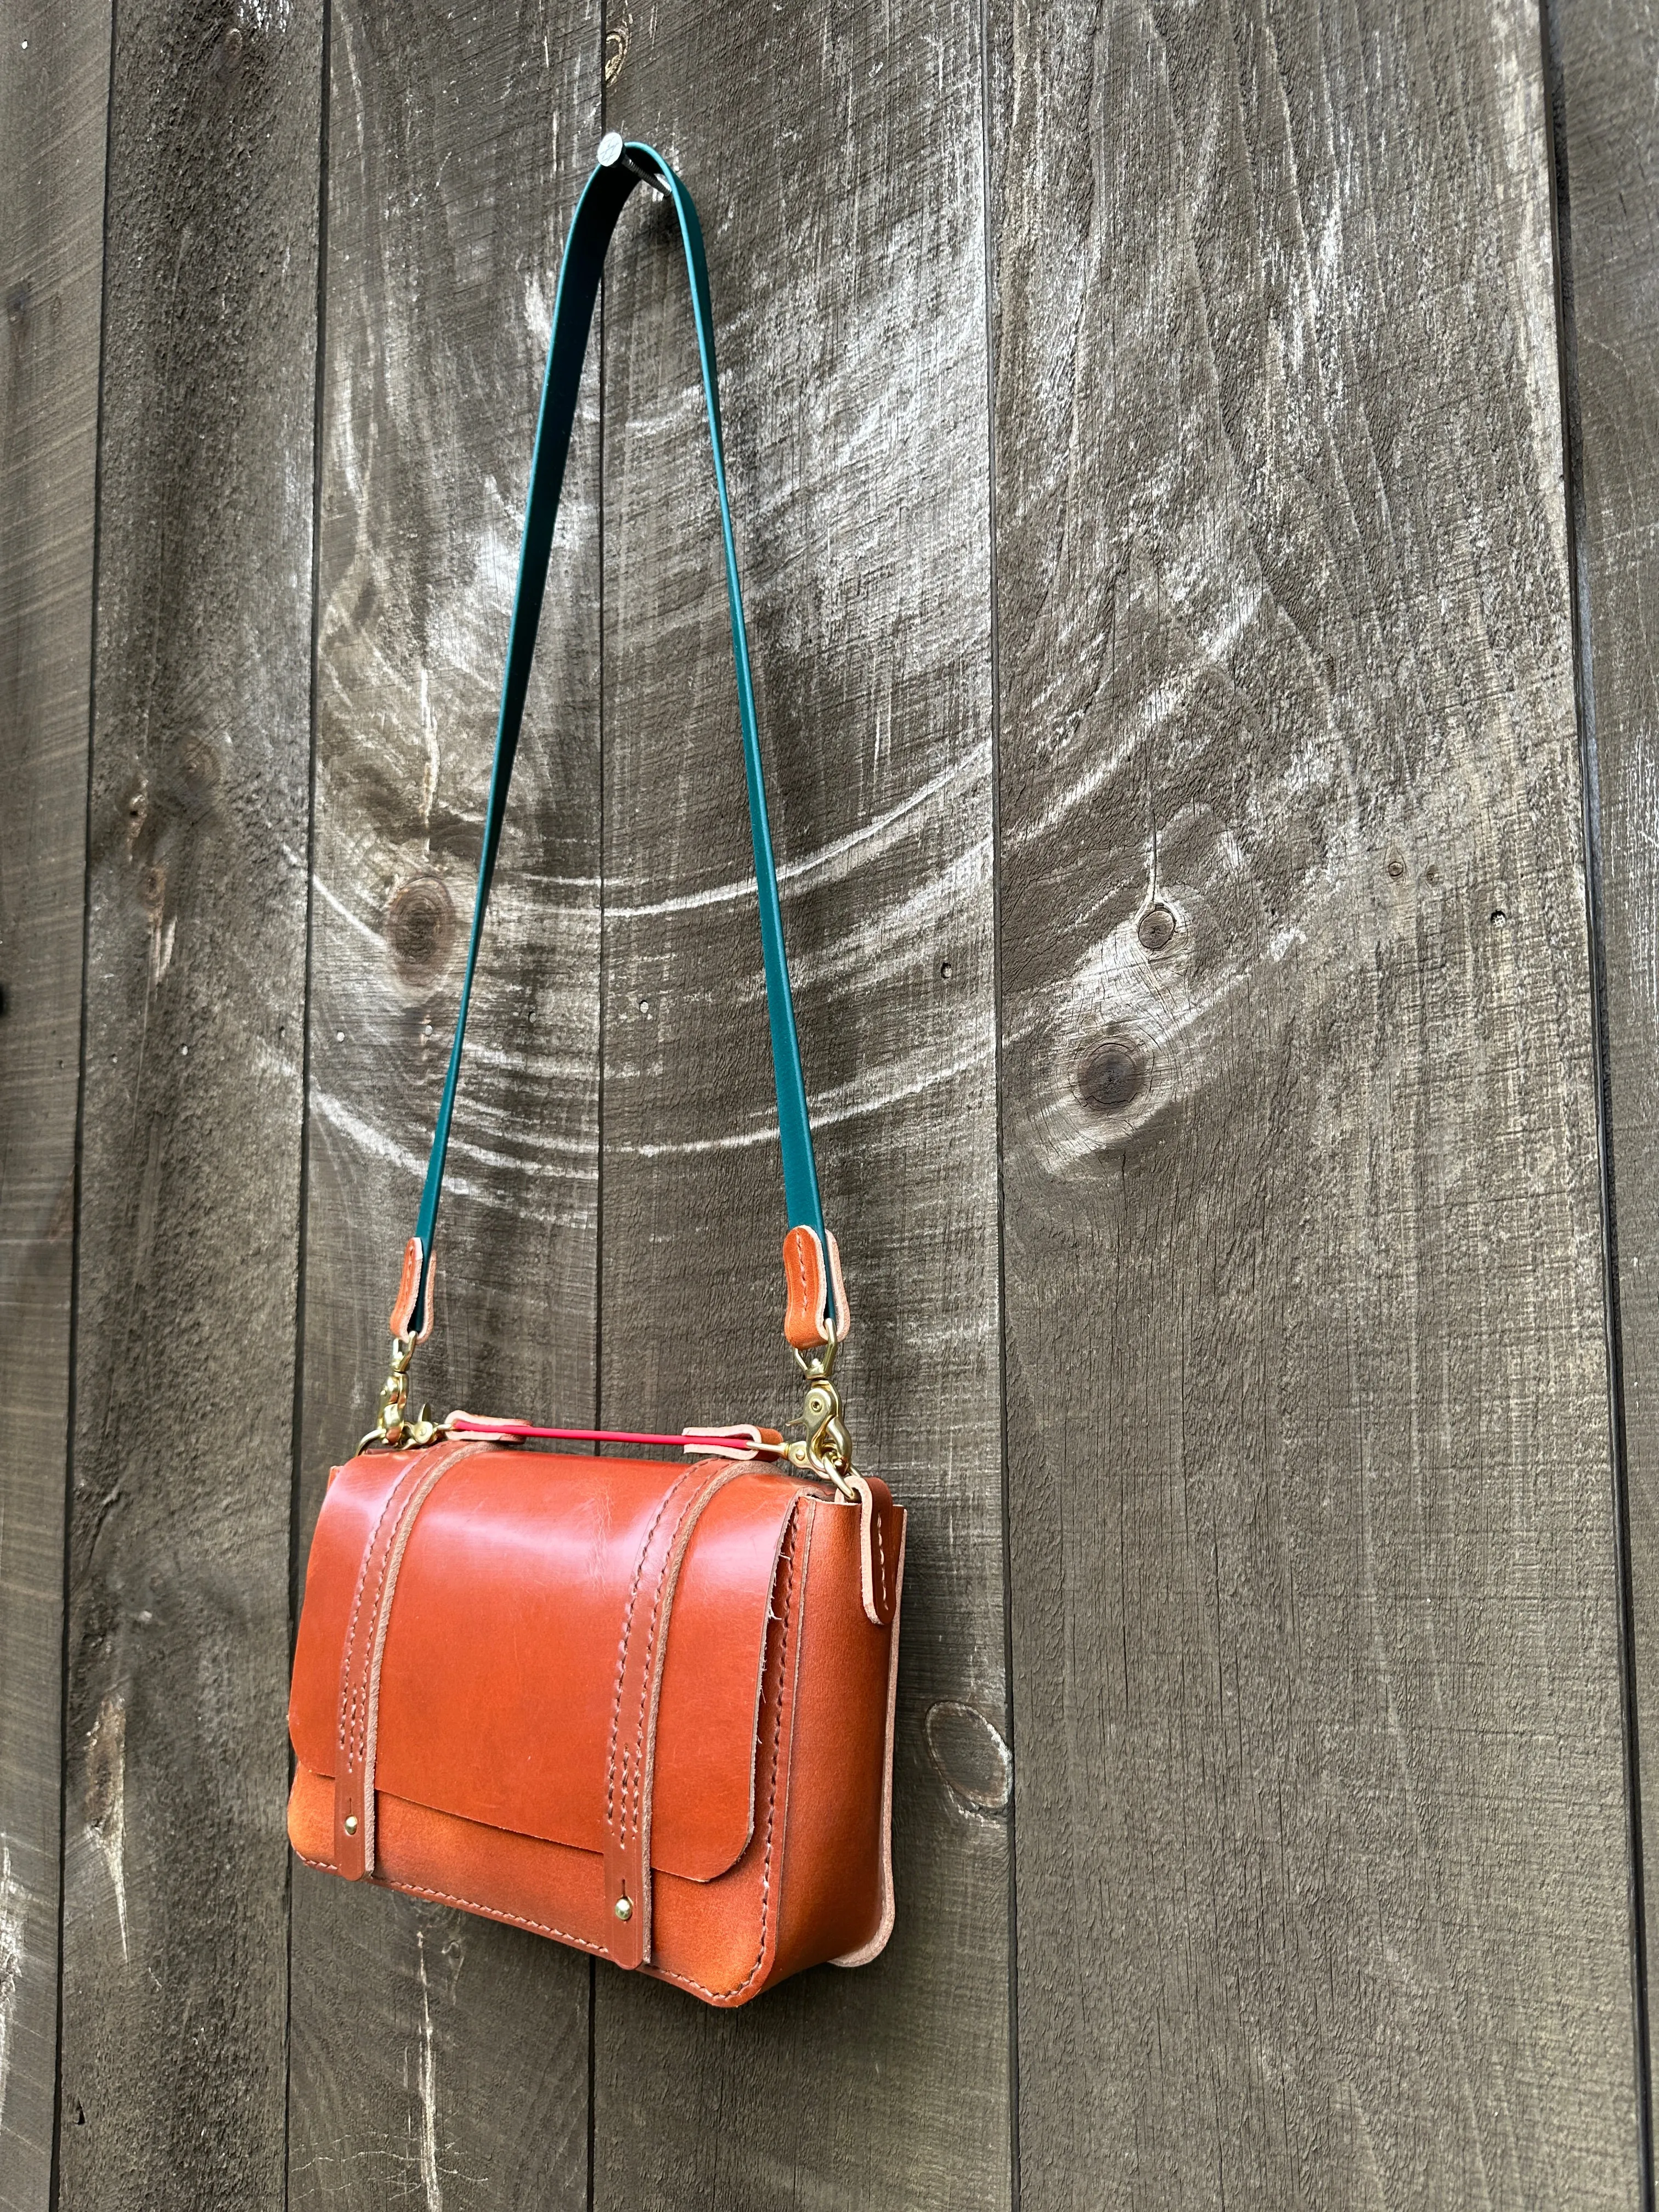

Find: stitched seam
[359,1454,455,1869]
[390,1240,418,1334]
[336,1447,467,1821]
[873,1511,887,1617]
[337,1462,422,1762]
[605,1475,691,1825]
[619,1475,716,1846]
[605,1470,696,1827]
[385,1880,605,1953]
[346,1451,459,1774]
[656,1514,801,2003]
[295,1846,608,1955]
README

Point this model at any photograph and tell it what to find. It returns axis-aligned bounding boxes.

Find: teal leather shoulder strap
[404,141,827,1339]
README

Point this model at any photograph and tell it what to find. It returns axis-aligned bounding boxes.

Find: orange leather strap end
[782,1226,850,1351]
[388,1238,435,1343]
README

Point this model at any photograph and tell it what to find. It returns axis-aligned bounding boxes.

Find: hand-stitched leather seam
[337,1462,418,1759]
[604,1468,697,1829]
[652,1513,801,2004]
[296,1843,610,1956]
[382,1878,606,1956]
[340,1447,467,1777]
[357,1451,464,1872]
[783,1226,827,1344]
[873,1510,888,1619]
[617,1472,719,1847]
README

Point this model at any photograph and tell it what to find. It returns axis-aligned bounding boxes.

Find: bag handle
[381,139,848,1380]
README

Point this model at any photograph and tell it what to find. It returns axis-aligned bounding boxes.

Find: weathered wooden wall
[1,4,108,2204]
[1556,1,1659,2178]
[3,0,1657,2205]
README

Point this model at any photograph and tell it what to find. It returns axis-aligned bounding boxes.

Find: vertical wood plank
[0,2,109,2202]
[286,5,602,2204]
[991,1,1639,2205]
[54,3,322,2201]
[1554,0,1659,2147]
[592,6,1008,2206]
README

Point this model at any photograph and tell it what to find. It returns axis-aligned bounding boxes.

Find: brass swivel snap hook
[786,1334,857,1497]
[361,1335,443,1452]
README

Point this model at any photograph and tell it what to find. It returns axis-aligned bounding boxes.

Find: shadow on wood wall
[3,0,1657,2206]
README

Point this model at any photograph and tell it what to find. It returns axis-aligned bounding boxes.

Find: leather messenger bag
[287,139,905,2006]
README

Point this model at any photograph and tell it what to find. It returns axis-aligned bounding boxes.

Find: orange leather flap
[290,1447,803,1882]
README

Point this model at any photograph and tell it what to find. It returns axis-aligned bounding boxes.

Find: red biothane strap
[445,1414,787,1460]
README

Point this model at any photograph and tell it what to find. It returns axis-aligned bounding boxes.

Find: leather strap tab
[783,1226,850,1350]
[603,1460,748,1966]
[388,1238,434,1343]
[334,1442,478,1876]
[845,1476,900,1627]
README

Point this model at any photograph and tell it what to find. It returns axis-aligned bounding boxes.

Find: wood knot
[387,874,456,987]
[83,1692,126,1831]
[177,736,220,806]
[924,1702,1012,1814]
[1136,903,1176,953]
[1076,1035,1146,1114]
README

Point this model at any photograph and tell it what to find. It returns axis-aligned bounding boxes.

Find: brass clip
[785,1335,856,1497]
[360,1335,443,1452]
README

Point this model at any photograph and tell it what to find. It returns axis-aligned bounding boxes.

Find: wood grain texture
[990,2,1638,2205]
[1556,0,1659,2134]
[591,5,1008,2205]
[53,3,321,2202]
[0,2,109,2202]
[286,5,602,2204]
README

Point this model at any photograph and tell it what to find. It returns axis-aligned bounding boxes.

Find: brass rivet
[614,1895,633,1922]
[343,1815,358,1835]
